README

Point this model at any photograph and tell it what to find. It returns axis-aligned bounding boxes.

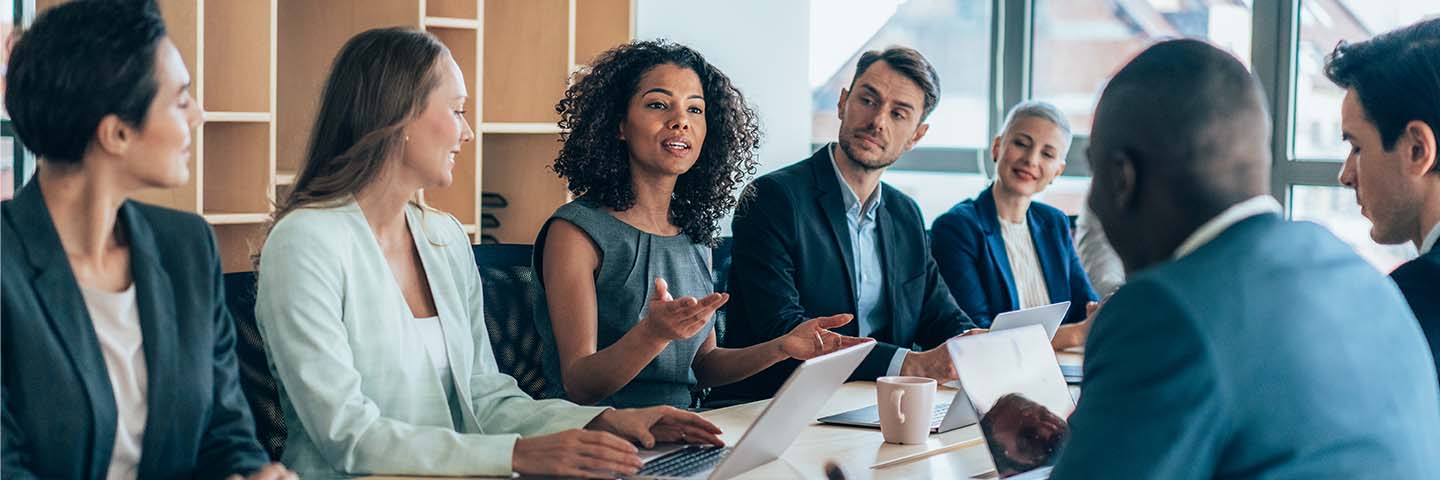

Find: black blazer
[1392,247,1440,387]
[719,147,976,400]
[2,182,268,479]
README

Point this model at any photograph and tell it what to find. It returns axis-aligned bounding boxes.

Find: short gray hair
[1001,100,1072,142]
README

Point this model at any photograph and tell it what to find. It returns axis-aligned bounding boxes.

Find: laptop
[948,325,1075,479]
[989,301,1071,339]
[816,386,976,433]
[628,341,876,479]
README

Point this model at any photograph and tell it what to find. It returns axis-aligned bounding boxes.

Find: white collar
[1173,195,1283,259]
[1421,220,1440,255]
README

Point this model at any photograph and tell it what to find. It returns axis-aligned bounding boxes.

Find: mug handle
[890,389,907,425]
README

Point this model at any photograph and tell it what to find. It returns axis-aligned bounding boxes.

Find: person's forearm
[692,340,789,388]
[560,328,672,405]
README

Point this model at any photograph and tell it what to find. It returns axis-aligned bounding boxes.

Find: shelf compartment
[203,0,274,113]
[214,223,265,273]
[201,122,273,215]
[574,0,633,67]
[480,133,568,244]
[483,0,569,123]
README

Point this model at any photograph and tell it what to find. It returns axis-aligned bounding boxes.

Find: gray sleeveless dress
[533,198,715,409]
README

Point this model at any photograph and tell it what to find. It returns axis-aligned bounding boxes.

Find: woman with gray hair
[930,101,1100,350]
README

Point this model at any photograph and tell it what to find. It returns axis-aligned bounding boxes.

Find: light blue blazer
[256,200,606,479]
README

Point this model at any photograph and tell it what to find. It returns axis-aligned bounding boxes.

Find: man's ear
[837,88,850,121]
[1402,120,1437,176]
[1111,149,1139,213]
[904,122,929,151]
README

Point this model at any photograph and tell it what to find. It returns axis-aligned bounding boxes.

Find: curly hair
[554,40,761,246]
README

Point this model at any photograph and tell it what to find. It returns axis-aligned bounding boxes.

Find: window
[809,0,993,149]
[1032,0,1254,134]
[1290,185,1417,272]
[809,0,996,223]
[1291,1,1440,160]
[2,0,19,200]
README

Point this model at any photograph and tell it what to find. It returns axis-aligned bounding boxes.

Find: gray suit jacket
[256,201,606,478]
[1052,214,1440,478]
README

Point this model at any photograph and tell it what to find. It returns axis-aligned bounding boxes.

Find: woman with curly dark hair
[534,40,871,409]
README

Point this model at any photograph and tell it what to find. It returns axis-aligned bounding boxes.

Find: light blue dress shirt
[828,145,908,376]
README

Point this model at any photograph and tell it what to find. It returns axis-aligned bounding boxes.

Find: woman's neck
[991,181,1032,224]
[612,167,679,235]
[355,173,418,242]
[37,162,129,260]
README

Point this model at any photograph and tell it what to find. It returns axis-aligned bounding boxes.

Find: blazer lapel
[808,148,857,304]
[1029,211,1068,305]
[120,202,182,475]
[8,182,118,478]
[876,201,908,343]
[406,206,482,432]
[976,186,1019,311]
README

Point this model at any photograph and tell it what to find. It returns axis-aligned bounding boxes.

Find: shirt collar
[1422,220,1440,255]
[1173,195,1283,259]
[828,143,883,218]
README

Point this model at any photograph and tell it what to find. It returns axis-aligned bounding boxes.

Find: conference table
[368,351,1083,479]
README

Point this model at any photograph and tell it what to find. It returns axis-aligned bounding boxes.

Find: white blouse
[999,217,1052,310]
[81,284,147,480]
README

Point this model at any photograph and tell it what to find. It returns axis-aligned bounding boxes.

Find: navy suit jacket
[1392,247,1440,385]
[1,182,269,479]
[718,148,976,400]
[1051,214,1440,478]
[930,185,1097,327]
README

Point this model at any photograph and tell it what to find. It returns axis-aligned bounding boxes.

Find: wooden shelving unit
[36,0,633,270]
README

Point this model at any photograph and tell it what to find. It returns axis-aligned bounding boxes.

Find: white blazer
[256,199,606,478]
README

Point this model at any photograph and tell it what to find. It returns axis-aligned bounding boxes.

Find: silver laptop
[948,325,1074,479]
[628,341,876,479]
[816,386,977,433]
[989,301,1071,339]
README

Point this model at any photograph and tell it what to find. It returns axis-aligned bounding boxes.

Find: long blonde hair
[255,27,449,269]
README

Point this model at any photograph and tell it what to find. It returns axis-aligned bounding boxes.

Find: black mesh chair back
[223,271,286,460]
[710,236,734,343]
[473,243,550,398]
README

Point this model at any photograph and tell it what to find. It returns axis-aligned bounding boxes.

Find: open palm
[778,314,874,360]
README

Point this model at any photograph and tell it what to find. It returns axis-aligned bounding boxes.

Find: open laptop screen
[948,325,1074,478]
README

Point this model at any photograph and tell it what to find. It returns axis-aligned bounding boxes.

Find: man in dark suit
[1326,18,1440,383]
[1050,39,1440,478]
[719,47,978,401]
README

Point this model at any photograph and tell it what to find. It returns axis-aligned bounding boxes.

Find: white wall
[635,0,812,178]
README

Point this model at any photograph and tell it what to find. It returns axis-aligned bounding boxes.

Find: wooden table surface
[366,351,1085,479]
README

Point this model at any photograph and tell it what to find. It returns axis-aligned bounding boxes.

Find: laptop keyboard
[637,445,732,478]
[927,402,952,427]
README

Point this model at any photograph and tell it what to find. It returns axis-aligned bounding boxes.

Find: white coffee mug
[876,376,936,444]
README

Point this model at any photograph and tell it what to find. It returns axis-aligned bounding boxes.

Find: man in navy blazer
[1050,39,1440,478]
[1326,18,1440,384]
[719,47,977,401]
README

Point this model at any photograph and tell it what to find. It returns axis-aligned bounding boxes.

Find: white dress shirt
[1421,220,1440,255]
[1174,196,1284,259]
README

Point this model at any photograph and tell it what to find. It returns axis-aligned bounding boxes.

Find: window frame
[884,0,1351,215]
[6,0,34,194]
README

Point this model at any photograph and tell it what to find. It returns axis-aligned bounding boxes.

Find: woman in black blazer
[1,2,291,478]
